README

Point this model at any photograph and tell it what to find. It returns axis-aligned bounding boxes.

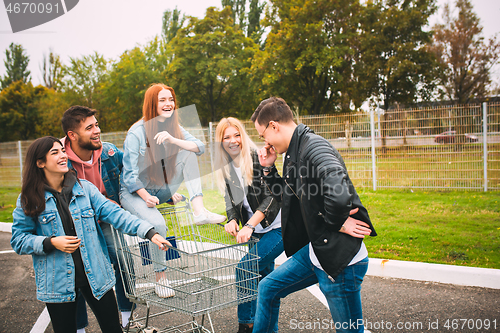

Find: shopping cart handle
[166,194,187,205]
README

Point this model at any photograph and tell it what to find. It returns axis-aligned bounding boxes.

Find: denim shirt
[10,179,154,303]
[67,142,123,204]
[122,119,205,193]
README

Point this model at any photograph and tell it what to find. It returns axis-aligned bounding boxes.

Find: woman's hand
[136,189,159,208]
[154,131,175,145]
[145,194,160,208]
[339,208,371,238]
[224,219,239,237]
[237,226,254,243]
[151,234,172,251]
[170,193,183,205]
[51,236,81,253]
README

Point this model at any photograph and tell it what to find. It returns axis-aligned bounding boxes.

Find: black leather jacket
[224,150,281,229]
[263,124,376,279]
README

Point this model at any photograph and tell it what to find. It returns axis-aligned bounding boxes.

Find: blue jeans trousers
[253,244,368,333]
[237,228,284,325]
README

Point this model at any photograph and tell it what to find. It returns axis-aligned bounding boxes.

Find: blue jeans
[253,244,369,333]
[237,228,284,325]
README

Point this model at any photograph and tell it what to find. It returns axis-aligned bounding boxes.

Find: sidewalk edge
[275,252,500,289]
[0,222,12,233]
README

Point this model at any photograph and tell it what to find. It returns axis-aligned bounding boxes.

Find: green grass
[3,186,499,269]
[0,187,20,222]
[356,188,500,269]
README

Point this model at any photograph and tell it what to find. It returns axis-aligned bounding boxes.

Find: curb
[0,222,11,233]
[275,252,500,290]
[3,222,499,290]
[365,258,500,289]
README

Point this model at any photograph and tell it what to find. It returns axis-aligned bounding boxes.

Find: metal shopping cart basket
[111,199,260,333]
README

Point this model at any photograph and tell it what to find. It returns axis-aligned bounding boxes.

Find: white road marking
[306,284,329,308]
[30,307,50,333]
[0,250,15,254]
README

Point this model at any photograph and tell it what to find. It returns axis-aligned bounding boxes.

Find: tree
[430,0,500,104]
[61,52,108,108]
[247,0,264,42]
[162,7,186,44]
[36,88,67,138]
[360,0,438,151]
[222,0,247,28]
[100,38,167,131]
[41,49,63,91]
[0,81,47,141]
[256,0,367,115]
[1,43,31,90]
[361,0,438,111]
[168,7,258,124]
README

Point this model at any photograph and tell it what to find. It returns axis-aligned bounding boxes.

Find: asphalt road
[1,231,499,333]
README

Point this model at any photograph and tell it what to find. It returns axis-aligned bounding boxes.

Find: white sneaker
[193,208,227,225]
[155,278,175,298]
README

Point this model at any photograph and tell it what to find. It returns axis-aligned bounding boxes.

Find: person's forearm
[246,210,265,228]
[135,188,150,202]
[171,138,200,153]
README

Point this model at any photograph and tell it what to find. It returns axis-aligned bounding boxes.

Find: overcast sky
[0,0,498,86]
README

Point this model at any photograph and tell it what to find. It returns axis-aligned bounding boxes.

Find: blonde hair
[214,117,257,194]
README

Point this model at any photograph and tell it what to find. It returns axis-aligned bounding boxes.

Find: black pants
[45,283,122,333]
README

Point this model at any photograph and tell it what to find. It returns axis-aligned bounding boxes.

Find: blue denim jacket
[11,179,154,303]
[122,119,205,193]
[67,142,123,204]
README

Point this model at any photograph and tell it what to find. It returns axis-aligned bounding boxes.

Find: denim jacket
[122,119,205,193]
[67,142,123,204]
[11,179,154,303]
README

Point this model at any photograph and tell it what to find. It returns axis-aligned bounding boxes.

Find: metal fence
[2,102,499,191]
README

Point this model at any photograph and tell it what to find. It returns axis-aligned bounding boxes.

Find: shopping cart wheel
[142,327,158,333]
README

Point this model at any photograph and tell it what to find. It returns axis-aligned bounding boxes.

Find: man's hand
[224,219,239,237]
[237,226,253,243]
[339,208,371,238]
[258,144,277,167]
[51,236,81,253]
[151,234,172,251]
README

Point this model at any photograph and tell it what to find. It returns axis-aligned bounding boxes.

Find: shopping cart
[111,199,260,333]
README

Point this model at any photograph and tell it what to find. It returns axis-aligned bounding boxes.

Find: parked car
[434,131,479,143]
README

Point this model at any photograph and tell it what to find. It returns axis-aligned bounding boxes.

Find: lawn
[2,186,499,269]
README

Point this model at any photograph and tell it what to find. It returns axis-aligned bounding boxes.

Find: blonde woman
[214,117,284,333]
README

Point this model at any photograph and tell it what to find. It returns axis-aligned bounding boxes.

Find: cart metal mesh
[111,201,260,326]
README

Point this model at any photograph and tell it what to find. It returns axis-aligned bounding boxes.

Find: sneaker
[237,323,253,333]
[193,208,227,225]
[155,277,175,298]
[122,321,144,333]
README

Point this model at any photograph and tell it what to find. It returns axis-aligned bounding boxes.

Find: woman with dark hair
[214,117,283,333]
[120,83,225,296]
[11,136,171,333]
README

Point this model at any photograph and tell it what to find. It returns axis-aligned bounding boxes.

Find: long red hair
[142,83,184,184]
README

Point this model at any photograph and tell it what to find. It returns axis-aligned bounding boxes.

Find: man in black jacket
[251,97,376,333]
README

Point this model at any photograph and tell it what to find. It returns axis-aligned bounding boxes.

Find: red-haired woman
[120,84,225,296]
